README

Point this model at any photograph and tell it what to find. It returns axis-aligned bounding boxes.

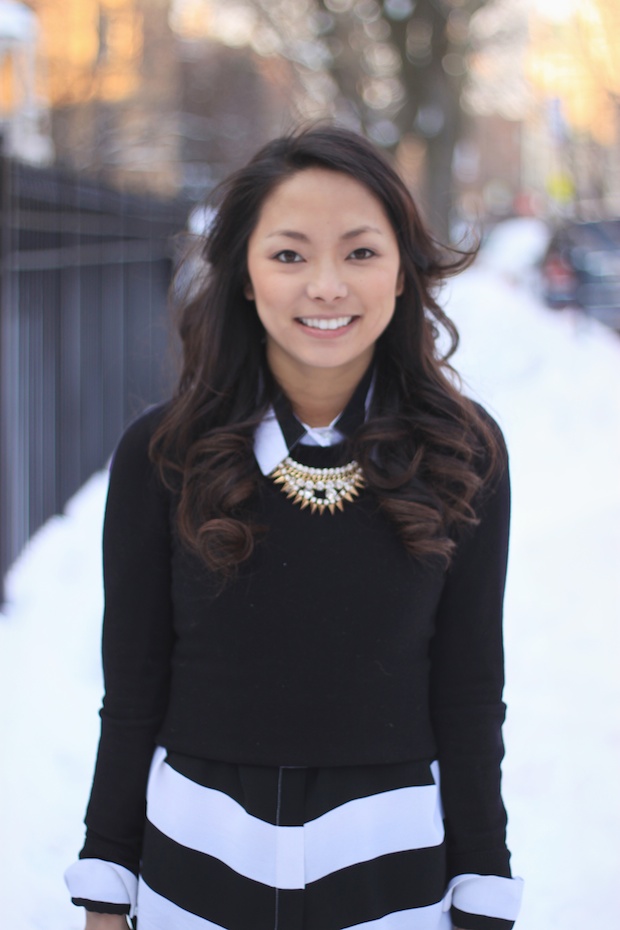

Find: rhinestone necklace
[270,456,365,514]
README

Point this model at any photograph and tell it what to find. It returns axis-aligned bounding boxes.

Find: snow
[478,216,551,284]
[443,269,620,930]
[1,236,619,928]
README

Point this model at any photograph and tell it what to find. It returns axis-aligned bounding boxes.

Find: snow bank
[478,217,551,284]
[445,268,620,930]
[0,472,109,930]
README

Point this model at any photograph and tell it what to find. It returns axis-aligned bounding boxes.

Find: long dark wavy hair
[151,125,503,578]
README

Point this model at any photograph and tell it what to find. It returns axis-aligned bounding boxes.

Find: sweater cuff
[443,873,524,929]
[64,859,138,916]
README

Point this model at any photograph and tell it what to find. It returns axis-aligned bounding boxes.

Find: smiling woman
[245,168,404,425]
[64,126,523,930]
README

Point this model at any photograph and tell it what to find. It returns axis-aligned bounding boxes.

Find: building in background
[526,0,620,217]
[456,0,620,226]
[15,0,290,198]
[3,0,620,219]
[0,0,52,162]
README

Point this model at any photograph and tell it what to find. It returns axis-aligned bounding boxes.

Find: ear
[244,281,255,301]
[395,268,405,297]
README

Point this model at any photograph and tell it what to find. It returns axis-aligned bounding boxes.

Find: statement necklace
[270,456,365,515]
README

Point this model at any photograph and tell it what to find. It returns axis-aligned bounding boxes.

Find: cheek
[247,263,272,302]
[252,272,299,315]
[253,286,289,333]
[368,268,402,305]
[245,253,266,302]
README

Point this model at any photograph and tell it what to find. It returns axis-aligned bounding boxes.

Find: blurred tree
[177,38,293,197]
[30,0,290,196]
[321,0,491,237]
[235,0,492,238]
[28,0,501,218]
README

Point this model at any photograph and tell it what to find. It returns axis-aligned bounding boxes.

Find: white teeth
[299,316,353,330]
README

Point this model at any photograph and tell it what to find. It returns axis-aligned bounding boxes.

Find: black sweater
[82,404,512,883]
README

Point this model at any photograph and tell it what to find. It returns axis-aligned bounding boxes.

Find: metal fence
[0,155,188,599]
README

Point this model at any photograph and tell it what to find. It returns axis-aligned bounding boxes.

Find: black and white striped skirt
[137,746,452,930]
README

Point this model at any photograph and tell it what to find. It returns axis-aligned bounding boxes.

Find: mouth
[297,315,356,332]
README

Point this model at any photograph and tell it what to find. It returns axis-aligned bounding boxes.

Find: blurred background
[0,1,619,929]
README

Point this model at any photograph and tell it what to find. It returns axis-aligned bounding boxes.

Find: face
[245,167,403,387]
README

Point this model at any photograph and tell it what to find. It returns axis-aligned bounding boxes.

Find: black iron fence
[0,155,188,599]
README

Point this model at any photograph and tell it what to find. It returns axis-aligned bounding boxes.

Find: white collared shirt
[253,378,374,475]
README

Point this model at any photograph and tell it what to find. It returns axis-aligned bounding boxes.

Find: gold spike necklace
[270,457,365,515]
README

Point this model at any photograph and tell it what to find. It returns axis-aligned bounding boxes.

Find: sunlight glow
[527,0,582,23]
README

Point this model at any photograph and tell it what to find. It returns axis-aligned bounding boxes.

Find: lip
[295,315,359,337]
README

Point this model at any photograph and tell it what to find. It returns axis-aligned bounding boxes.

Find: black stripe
[277,766,307,827]
[141,820,446,930]
[164,752,283,824]
[304,759,436,821]
[73,898,129,915]
[451,906,515,930]
[306,846,447,930]
[163,752,435,826]
[141,820,279,930]
[276,886,305,930]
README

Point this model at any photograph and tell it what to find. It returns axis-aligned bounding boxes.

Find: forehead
[253,167,394,232]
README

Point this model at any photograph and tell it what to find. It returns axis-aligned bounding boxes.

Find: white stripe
[343,902,451,930]
[445,873,524,921]
[276,794,305,889]
[146,749,305,889]
[147,749,444,890]
[305,784,444,883]
[64,859,137,913]
[430,759,443,818]
[137,878,226,930]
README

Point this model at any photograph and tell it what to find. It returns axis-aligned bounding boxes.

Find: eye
[273,250,303,263]
[348,247,376,260]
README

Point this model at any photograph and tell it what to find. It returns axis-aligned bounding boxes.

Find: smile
[298,316,355,331]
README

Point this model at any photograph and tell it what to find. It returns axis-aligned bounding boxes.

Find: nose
[306,263,348,302]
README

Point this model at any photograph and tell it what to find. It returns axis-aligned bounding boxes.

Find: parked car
[540,220,620,331]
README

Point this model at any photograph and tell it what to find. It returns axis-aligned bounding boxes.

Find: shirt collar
[253,366,375,476]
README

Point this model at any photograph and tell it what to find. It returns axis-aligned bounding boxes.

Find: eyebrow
[265,225,384,241]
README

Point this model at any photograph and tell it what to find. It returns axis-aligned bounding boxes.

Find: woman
[65,126,523,930]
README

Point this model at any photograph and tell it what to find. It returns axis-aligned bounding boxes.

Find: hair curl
[151,125,503,579]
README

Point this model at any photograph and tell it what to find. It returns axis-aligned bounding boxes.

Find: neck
[267,351,372,427]
[289,383,353,428]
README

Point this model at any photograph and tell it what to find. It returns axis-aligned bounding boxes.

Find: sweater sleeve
[65,407,175,914]
[429,423,523,929]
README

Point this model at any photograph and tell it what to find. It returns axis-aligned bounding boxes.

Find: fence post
[0,146,17,604]
[0,156,187,603]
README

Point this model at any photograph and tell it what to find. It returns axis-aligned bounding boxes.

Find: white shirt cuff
[443,873,524,922]
[64,859,138,916]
